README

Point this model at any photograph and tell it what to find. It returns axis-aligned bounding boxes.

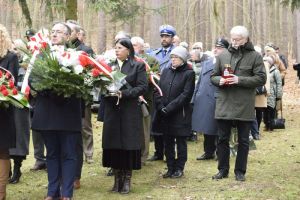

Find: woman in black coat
[0,24,19,200]
[101,38,148,194]
[152,46,195,178]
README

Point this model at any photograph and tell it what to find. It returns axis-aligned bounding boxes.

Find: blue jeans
[42,131,78,198]
[250,119,259,136]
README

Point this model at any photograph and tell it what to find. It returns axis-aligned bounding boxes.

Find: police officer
[148,24,176,162]
[150,24,176,73]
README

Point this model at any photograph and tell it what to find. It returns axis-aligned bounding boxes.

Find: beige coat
[255,61,270,108]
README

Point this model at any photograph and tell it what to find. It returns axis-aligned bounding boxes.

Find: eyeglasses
[231,37,244,42]
[192,47,201,50]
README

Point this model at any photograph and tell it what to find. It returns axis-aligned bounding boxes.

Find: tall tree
[66,0,77,20]
[18,0,32,28]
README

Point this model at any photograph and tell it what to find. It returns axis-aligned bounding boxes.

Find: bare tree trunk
[0,1,7,25]
[138,0,145,38]
[6,0,13,35]
[225,0,233,35]
[295,9,300,61]
[18,0,32,28]
[148,0,163,48]
[66,0,77,21]
[98,11,106,54]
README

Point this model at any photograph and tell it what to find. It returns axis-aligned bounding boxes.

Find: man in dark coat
[66,20,95,190]
[153,46,195,178]
[192,38,229,161]
[211,26,266,182]
[31,22,82,199]
[148,24,176,162]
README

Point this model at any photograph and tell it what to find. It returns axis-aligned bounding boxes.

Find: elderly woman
[101,38,148,194]
[0,24,19,200]
[152,46,195,178]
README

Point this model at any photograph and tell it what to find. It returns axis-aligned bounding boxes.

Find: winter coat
[150,45,175,72]
[102,59,148,150]
[211,42,266,121]
[0,51,19,149]
[255,61,270,108]
[9,67,30,156]
[191,58,218,135]
[267,65,283,108]
[152,63,195,136]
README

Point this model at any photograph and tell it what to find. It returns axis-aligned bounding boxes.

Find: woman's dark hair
[115,38,135,60]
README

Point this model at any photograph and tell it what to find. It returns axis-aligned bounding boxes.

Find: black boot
[111,169,122,192]
[119,170,132,194]
[9,158,22,184]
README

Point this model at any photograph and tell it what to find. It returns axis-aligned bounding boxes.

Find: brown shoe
[74,179,80,189]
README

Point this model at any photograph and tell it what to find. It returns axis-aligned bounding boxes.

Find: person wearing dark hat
[25,29,35,41]
[211,26,266,182]
[152,46,195,178]
[148,24,176,162]
[192,37,229,161]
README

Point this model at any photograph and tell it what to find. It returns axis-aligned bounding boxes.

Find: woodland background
[0,0,300,62]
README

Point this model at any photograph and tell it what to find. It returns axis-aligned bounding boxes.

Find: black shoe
[197,153,215,160]
[30,163,47,171]
[212,170,228,180]
[171,170,184,178]
[9,169,22,184]
[147,155,163,161]
[235,172,246,181]
[253,134,260,140]
[162,170,173,178]
[107,168,114,176]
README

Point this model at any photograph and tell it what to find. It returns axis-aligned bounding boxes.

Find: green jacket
[211,41,266,121]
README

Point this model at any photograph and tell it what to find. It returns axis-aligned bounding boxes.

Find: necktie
[162,49,167,58]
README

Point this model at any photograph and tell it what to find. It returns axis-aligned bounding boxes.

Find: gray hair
[131,36,144,46]
[230,26,249,38]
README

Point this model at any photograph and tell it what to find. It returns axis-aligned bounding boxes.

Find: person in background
[66,20,95,190]
[211,26,266,182]
[31,22,81,200]
[152,46,195,178]
[148,24,176,161]
[172,35,181,47]
[78,28,86,43]
[192,38,229,161]
[101,38,147,194]
[250,46,271,140]
[0,23,19,200]
[8,40,31,184]
[263,55,283,132]
[24,29,35,41]
[131,36,159,165]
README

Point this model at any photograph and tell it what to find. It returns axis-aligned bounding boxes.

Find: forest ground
[7,63,300,200]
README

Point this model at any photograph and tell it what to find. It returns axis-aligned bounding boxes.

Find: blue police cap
[159,25,176,37]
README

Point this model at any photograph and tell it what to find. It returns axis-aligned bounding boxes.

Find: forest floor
[7,63,300,200]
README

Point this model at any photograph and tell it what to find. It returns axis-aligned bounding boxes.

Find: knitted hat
[170,46,189,62]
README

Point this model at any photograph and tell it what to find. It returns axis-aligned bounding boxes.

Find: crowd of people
[0,21,289,200]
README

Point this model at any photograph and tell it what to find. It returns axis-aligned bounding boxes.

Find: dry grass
[7,66,300,200]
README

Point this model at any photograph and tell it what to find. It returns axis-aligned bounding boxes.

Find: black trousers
[255,108,265,129]
[217,120,251,175]
[263,106,276,129]
[153,135,164,159]
[164,135,187,171]
[203,134,217,156]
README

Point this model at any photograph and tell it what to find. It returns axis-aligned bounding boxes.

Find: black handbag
[271,101,285,129]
